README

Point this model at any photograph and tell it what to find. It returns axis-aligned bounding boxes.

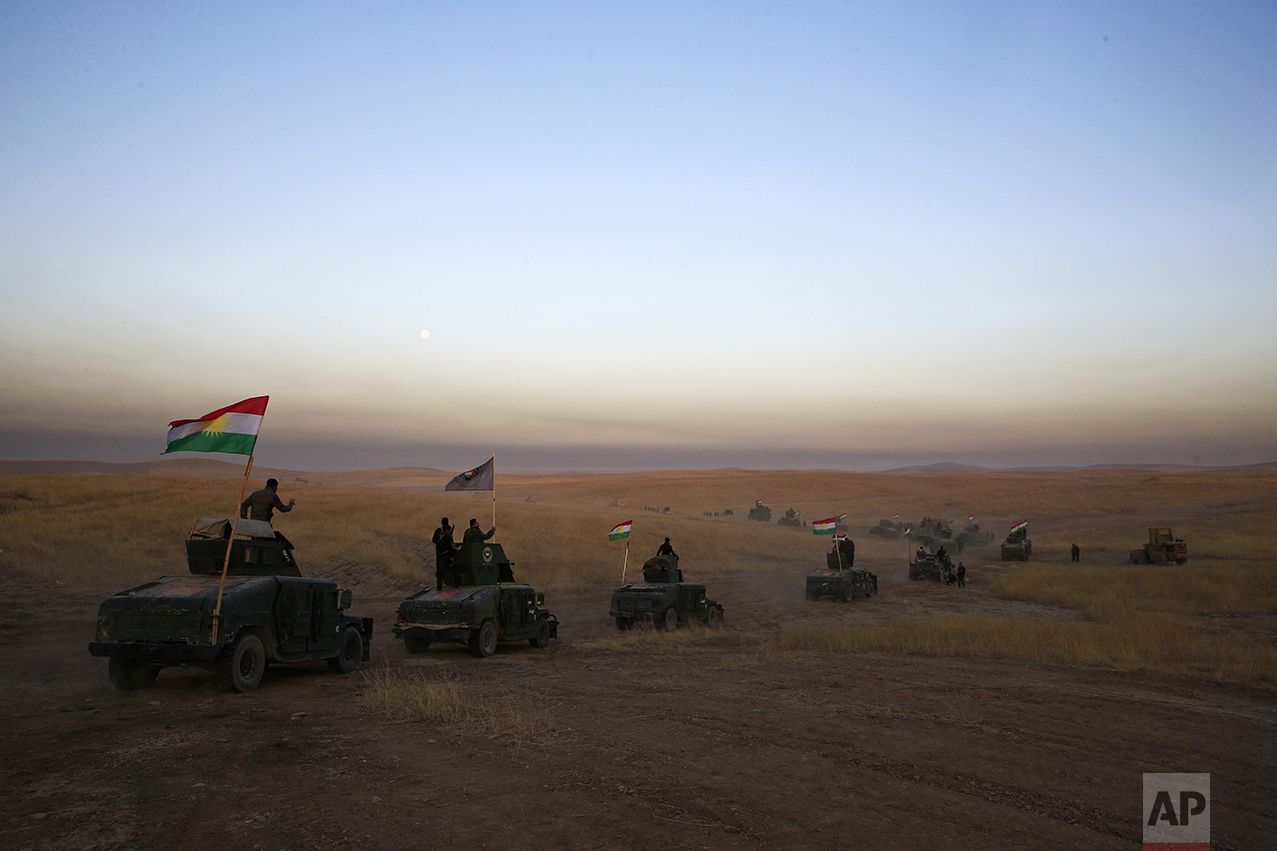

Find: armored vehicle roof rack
[642,554,683,583]
[184,517,300,577]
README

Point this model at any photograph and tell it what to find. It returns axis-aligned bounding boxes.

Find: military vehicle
[777,508,803,528]
[1129,527,1189,565]
[956,522,995,548]
[868,519,905,540]
[908,547,952,582]
[806,550,878,601]
[747,501,772,522]
[394,541,558,657]
[88,518,372,693]
[1000,526,1033,561]
[610,554,724,630]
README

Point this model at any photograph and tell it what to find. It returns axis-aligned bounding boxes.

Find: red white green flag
[608,520,632,541]
[1010,520,1028,535]
[164,396,268,456]
[832,533,848,542]
[812,517,838,535]
[904,525,912,537]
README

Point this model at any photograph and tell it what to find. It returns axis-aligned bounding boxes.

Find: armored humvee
[869,519,904,540]
[777,508,803,528]
[748,501,772,522]
[1129,527,1188,565]
[806,551,878,601]
[88,518,373,693]
[908,551,948,582]
[956,524,995,548]
[610,554,724,630]
[1000,527,1033,561]
[393,541,558,658]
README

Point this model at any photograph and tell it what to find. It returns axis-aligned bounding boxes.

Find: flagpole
[212,454,253,644]
[620,539,630,584]
[491,451,497,531]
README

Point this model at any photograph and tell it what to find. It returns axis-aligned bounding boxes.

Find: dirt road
[3,559,1274,850]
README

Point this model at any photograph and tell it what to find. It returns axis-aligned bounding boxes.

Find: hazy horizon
[3,3,1275,473]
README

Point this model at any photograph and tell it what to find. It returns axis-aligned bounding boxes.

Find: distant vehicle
[394,542,558,658]
[1000,526,1033,561]
[777,508,803,528]
[955,522,995,548]
[869,519,905,540]
[1129,527,1188,565]
[806,550,878,601]
[610,554,723,630]
[748,501,772,522]
[88,518,372,693]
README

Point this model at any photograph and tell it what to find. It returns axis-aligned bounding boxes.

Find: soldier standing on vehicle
[837,537,855,567]
[432,518,455,591]
[240,478,295,523]
[463,518,496,543]
[656,537,678,557]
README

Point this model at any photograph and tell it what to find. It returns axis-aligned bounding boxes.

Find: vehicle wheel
[661,607,678,631]
[404,633,432,654]
[470,620,498,658]
[529,618,551,649]
[217,633,266,693]
[108,657,158,691]
[327,625,363,674]
[708,607,723,627]
[615,616,631,631]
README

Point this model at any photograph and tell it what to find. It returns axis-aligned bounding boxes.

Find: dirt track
[3,558,1275,851]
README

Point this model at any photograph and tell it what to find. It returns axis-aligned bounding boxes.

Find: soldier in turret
[463,518,496,544]
[656,537,678,557]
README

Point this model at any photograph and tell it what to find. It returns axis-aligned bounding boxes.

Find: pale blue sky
[2,2,1275,471]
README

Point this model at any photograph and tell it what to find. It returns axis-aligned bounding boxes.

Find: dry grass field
[1,461,1275,849]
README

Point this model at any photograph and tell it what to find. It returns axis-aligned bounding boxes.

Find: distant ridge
[881,462,993,474]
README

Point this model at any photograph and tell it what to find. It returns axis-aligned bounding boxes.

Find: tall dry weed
[360,666,553,739]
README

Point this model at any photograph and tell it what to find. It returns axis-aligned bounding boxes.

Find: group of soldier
[432,516,496,590]
[915,543,968,587]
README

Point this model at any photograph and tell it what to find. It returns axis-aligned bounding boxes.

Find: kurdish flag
[608,520,632,541]
[904,524,912,537]
[164,396,268,456]
[812,517,838,535]
[1010,520,1028,535]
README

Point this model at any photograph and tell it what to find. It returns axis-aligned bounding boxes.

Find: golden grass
[4,465,1275,686]
[773,612,1276,685]
[360,666,554,739]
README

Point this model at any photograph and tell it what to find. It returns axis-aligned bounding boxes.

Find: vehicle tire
[708,607,723,627]
[217,633,266,693]
[327,625,363,674]
[529,618,551,649]
[108,657,158,691]
[615,616,631,631]
[1152,552,1168,565]
[661,607,678,632]
[470,620,498,658]
[404,633,432,654]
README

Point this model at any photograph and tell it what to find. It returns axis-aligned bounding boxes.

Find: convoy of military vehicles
[88,485,1190,699]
